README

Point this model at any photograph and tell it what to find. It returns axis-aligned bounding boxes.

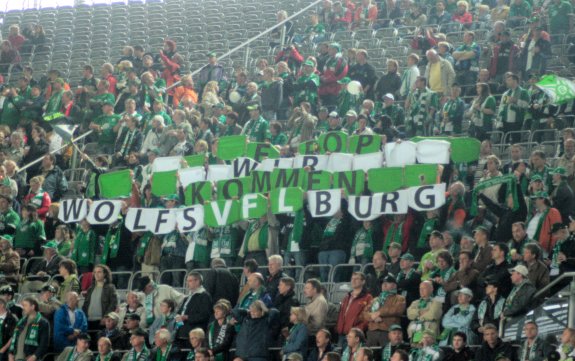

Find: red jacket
[23,191,51,220]
[105,74,118,97]
[160,51,181,95]
[452,12,472,25]
[489,42,520,77]
[319,55,348,96]
[382,213,415,253]
[335,288,373,335]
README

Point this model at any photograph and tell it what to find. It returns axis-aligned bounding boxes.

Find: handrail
[533,271,575,299]
[164,0,324,92]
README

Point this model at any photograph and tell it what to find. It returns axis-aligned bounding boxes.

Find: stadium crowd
[0,0,575,360]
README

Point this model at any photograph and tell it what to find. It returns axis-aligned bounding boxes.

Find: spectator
[304,279,328,335]
[405,76,439,137]
[335,272,372,345]
[418,231,447,280]
[237,273,273,312]
[114,116,143,166]
[404,3,427,27]
[21,239,62,292]
[260,67,283,121]
[452,32,481,95]
[472,226,493,273]
[407,281,442,343]
[522,243,550,290]
[396,253,422,307]
[13,204,45,259]
[23,175,50,221]
[527,192,562,258]
[475,324,517,361]
[491,0,510,22]
[53,292,88,352]
[0,298,17,360]
[137,276,185,327]
[274,277,300,330]
[174,272,212,347]
[410,330,442,361]
[266,255,287,303]
[451,1,472,28]
[507,0,531,27]
[185,328,206,360]
[307,329,334,361]
[443,251,480,303]
[0,234,19,283]
[441,288,477,345]
[55,259,80,302]
[550,167,575,223]
[341,328,365,361]
[282,307,308,358]
[330,2,353,31]
[121,328,150,361]
[440,83,465,134]
[208,301,235,361]
[8,297,50,361]
[425,49,456,99]
[319,43,348,108]
[56,333,92,361]
[148,299,178,345]
[482,243,513,297]
[70,219,96,274]
[557,328,575,360]
[118,292,146,330]
[149,329,182,361]
[353,0,377,28]
[399,54,420,98]
[363,275,406,347]
[548,0,573,41]
[519,27,551,77]
[503,265,536,318]
[233,300,273,361]
[374,60,401,102]
[96,337,122,361]
[364,251,389,297]
[37,284,62,322]
[0,41,19,77]
[443,331,475,361]
[428,1,452,26]
[476,278,505,334]
[96,313,126,350]
[82,264,118,329]
[518,320,553,361]
[349,49,376,100]
[0,194,19,236]
[318,200,353,281]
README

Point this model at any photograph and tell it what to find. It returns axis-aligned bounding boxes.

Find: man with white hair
[150,329,181,361]
[406,281,442,343]
[140,115,167,155]
[266,255,287,303]
[424,49,455,99]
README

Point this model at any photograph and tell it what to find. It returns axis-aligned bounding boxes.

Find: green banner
[348,135,381,154]
[151,170,178,197]
[411,136,480,163]
[217,135,246,160]
[334,171,365,195]
[367,168,404,193]
[184,154,207,167]
[217,176,252,200]
[204,199,241,226]
[303,170,332,191]
[299,140,319,155]
[242,193,268,219]
[184,181,213,206]
[404,164,438,187]
[246,142,280,162]
[269,187,304,214]
[319,131,348,154]
[98,169,132,199]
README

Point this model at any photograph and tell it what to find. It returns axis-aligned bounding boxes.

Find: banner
[60,184,446,233]
[98,170,132,199]
[536,74,575,105]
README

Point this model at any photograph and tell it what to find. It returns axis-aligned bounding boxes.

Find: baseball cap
[383,93,395,101]
[383,275,397,284]
[132,328,148,337]
[303,59,315,67]
[0,235,12,245]
[163,194,179,202]
[105,312,120,322]
[457,287,473,298]
[550,167,567,176]
[473,225,489,235]
[389,324,402,331]
[42,240,59,250]
[40,284,57,293]
[126,313,141,321]
[400,253,415,261]
[509,264,529,277]
[246,103,260,111]
[328,111,339,118]
[530,191,549,199]
[529,175,543,183]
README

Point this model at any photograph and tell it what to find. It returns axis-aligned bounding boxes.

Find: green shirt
[509,1,532,18]
[380,104,405,126]
[271,132,288,146]
[14,219,46,250]
[94,113,121,145]
[242,116,270,142]
[498,86,530,124]
[71,228,97,267]
[0,97,22,129]
[294,73,320,107]
[0,208,20,233]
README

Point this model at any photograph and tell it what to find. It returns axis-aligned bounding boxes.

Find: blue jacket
[53,304,88,352]
[282,323,308,357]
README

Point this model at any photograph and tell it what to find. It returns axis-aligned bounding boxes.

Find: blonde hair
[202,81,218,97]
[189,328,206,340]
[290,307,307,324]
[486,154,501,168]
[30,176,44,186]
[457,0,469,10]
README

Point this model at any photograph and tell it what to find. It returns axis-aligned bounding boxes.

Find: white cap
[457,287,473,298]
[384,93,395,101]
[346,110,357,117]
[329,111,339,118]
[509,265,529,277]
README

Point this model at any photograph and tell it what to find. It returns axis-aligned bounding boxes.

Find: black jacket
[97,328,127,351]
[266,271,287,303]
[234,312,273,360]
[28,255,64,277]
[481,260,513,298]
[208,320,235,361]
[396,268,422,307]
[175,288,213,339]
[203,267,239,307]
[0,311,17,347]
[260,80,283,112]
[9,313,51,359]
[114,127,144,157]
[551,181,575,224]
[306,342,334,361]
[273,290,300,329]
[364,265,389,297]
[475,339,517,361]
[442,346,475,361]
[478,183,527,244]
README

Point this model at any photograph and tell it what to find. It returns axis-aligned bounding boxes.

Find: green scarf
[128,346,149,361]
[351,228,374,259]
[137,232,153,257]
[96,353,114,361]
[505,280,527,312]
[238,286,264,310]
[418,298,431,310]
[286,210,304,252]
[155,345,172,361]
[73,228,95,267]
[144,285,156,326]
[208,320,228,361]
[382,344,393,361]
[186,350,195,361]
[435,267,455,297]
[371,289,397,312]
[101,219,123,264]
[417,218,438,248]
[341,343,363,361]
[397,268,415,283]
[383,222,403,255]
[471,175,518,216]
[242,221,269,255]
[10,312,42,352]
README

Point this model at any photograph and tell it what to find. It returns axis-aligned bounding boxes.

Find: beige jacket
[305,294,329,334]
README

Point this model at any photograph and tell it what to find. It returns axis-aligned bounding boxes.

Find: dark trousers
[160,254,186,287]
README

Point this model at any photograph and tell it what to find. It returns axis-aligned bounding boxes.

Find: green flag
[151,170,178,197]
[298,140,319,155]
[368,168,404,193]
[204,199,241,226]
[217,135,247,160]
[269,187,304,214]
[98,169,132,198]
[404,164,438,187]
[536,74,575,105]
[184,154,207,167]
[348,135,382,154]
